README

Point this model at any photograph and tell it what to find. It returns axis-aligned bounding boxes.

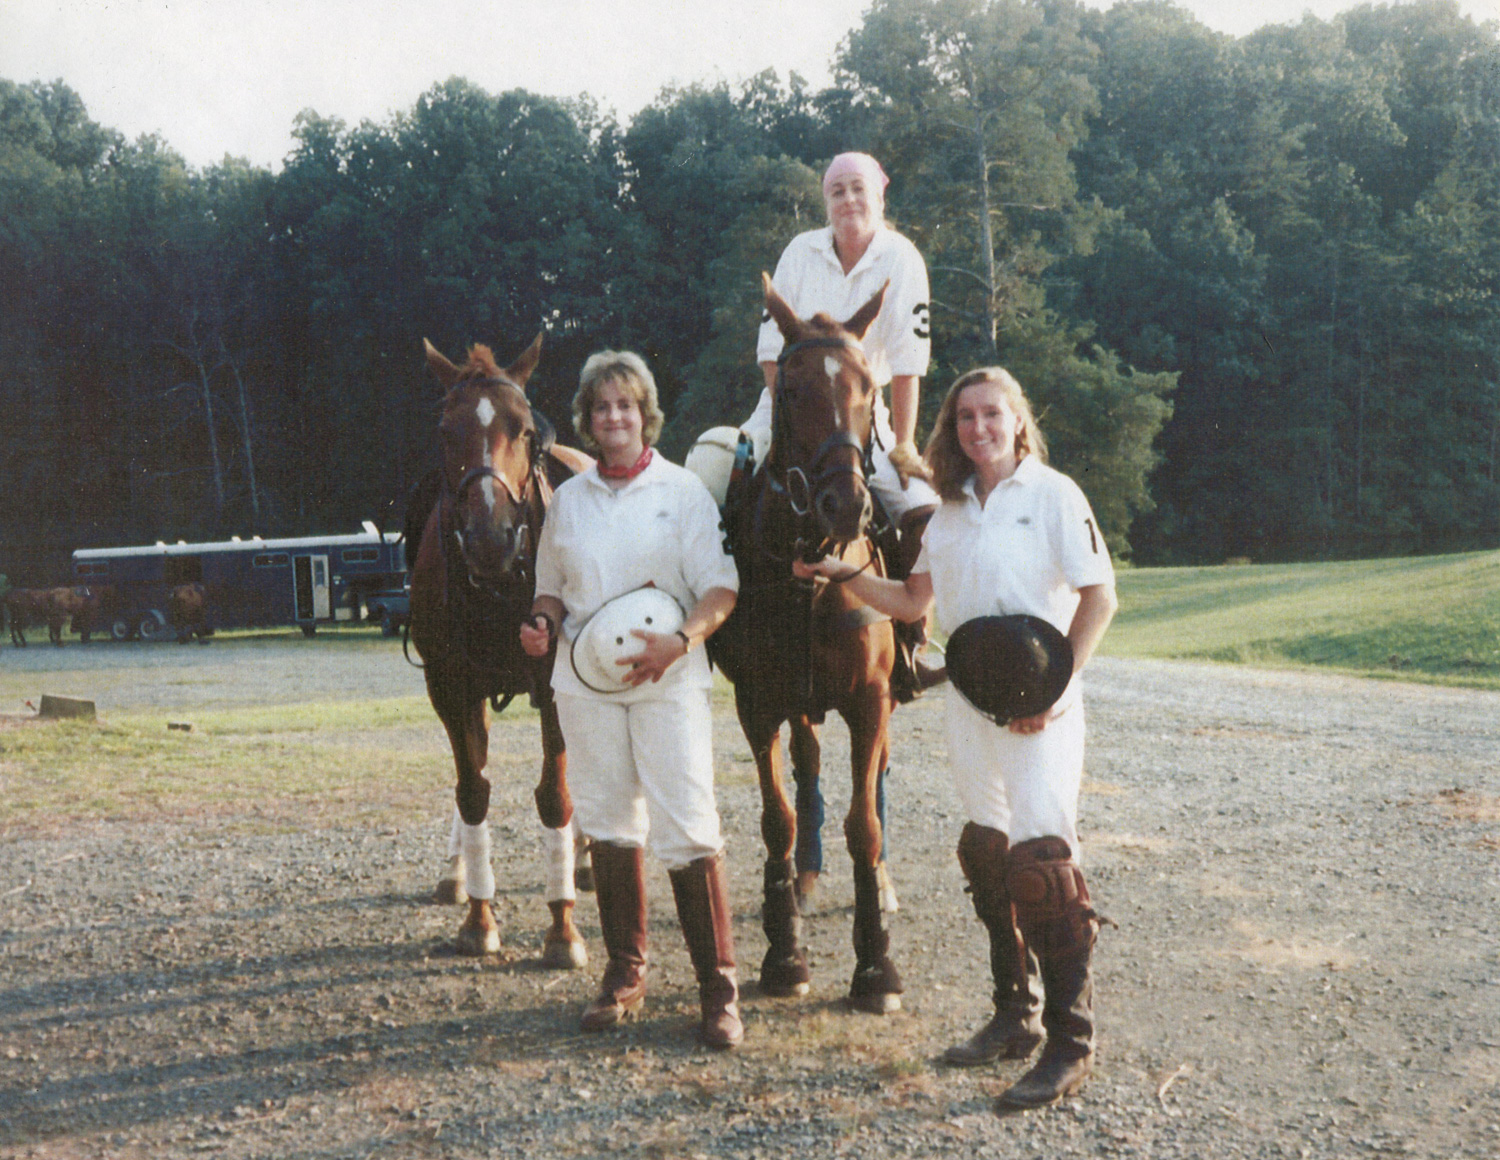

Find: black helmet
[945,614,1074,726]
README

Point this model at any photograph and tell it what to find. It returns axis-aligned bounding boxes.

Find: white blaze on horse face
[824,356,842,381]
[475,397,496,429]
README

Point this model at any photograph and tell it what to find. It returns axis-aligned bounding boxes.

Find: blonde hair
[924,366,1048,501]
[572,350,665,451]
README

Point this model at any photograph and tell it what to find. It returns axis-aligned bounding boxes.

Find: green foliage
[1,1,1497,571]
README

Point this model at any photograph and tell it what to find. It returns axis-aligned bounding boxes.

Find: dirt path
[0,642,1496,1158]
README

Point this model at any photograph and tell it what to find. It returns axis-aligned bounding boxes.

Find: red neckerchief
[597,446,654,481]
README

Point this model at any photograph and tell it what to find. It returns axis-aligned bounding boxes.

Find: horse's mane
[459,345,504,382]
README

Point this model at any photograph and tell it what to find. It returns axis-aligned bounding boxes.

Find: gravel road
[1,640,1497,1159]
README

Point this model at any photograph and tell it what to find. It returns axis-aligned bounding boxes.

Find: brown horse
[5,587,105,646]
[168,583,213,643]
[708,276,904,1014]
[409,335,593,965]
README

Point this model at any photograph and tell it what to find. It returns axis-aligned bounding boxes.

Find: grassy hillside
[1103,549,1500,689]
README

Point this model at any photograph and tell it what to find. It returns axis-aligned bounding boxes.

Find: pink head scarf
[822,152,889,196]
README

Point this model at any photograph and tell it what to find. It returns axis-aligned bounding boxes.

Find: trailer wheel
[111,617,135,642]
[138,610,168,642]
[381,609,398,637]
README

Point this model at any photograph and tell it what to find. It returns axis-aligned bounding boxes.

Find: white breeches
[555,691,723,871]
[744,387,939,521]
[943,689,1086,855]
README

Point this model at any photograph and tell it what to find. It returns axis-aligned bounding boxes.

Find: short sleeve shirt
[914,456,1115,642]
[535,455,739,700]
[756,226,931,387]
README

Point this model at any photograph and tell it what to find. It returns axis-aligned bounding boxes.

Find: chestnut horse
[5,587,105,646]
[410,336,593,965]
[708,276,904,1014]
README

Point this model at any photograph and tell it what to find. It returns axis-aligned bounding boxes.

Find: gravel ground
[1,641,1497,1159]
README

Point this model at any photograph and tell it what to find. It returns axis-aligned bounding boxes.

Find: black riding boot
[942,823,1043,1066]
[997,837,1099,1108]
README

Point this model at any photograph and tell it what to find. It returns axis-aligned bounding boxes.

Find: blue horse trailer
[72,523,406,640]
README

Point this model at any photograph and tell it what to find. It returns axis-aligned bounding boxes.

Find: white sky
[3,0,1498,171]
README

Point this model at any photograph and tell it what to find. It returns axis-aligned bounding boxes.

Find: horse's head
[424,334,545,586]
[763,272,887,548]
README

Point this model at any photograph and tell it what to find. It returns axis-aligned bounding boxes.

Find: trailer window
[253,553,290,568]
[341,548,379,564]
[76,561,110,577]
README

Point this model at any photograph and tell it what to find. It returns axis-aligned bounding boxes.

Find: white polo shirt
[756,226,931,388]
[535,454,739,701]
[915,456,1115,641]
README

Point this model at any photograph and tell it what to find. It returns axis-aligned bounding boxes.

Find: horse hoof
[759,953,812,998]
[433,879,469,906]
[542,935,588,970]
[454,926,501,956]
[847,991,901,1015]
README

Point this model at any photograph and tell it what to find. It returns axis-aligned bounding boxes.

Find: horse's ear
[843,281,889,341]
[424,339,462,389]
[507,332,544,389]
[763,272,805,342]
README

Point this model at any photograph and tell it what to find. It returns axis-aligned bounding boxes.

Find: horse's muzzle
[814,478,874,545]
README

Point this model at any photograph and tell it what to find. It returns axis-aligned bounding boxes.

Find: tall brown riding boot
[942,823,1043,1066]
[668,852,744,1049]
[580,842,648,1032]
[997,836,1100,1109]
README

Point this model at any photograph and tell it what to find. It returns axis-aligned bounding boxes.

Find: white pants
[943,688,1086,855]
[555,691,723,870]
[744,387,940,521]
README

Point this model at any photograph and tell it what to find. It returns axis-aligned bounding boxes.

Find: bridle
[440,378,550,593]
[759,336,881,565]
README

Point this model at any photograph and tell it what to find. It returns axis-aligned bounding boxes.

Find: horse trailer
[71,523,406,640]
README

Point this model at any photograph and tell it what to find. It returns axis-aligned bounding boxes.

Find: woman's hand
[1008,708,1053,734]
[618,629,690,686]
[791,555,854,583]
[519,612,556,659]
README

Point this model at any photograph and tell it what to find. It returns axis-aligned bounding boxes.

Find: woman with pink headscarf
[744,151,941,906]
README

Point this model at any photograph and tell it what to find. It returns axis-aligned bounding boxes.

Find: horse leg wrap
[459,820,496,902]
[792,769,825,877]
[541,821,576,904]
[848,861,903,1010]
[759,857,810,996]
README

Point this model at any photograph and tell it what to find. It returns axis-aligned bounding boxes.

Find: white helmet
[570,586,687,694]
[684,425,769,506]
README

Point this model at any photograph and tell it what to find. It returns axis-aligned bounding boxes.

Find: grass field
[1103,548,1500,689]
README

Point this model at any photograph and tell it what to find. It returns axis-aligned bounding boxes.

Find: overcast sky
[3,0,1498,171]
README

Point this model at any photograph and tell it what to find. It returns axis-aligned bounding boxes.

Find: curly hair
[572,350,665,451]
[924,366,1048,501]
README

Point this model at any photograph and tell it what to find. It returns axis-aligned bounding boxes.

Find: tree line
[2,0,1496,582]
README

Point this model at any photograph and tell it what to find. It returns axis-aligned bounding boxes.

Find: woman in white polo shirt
[519,350,742,1049]
[794,366,1118,1109]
